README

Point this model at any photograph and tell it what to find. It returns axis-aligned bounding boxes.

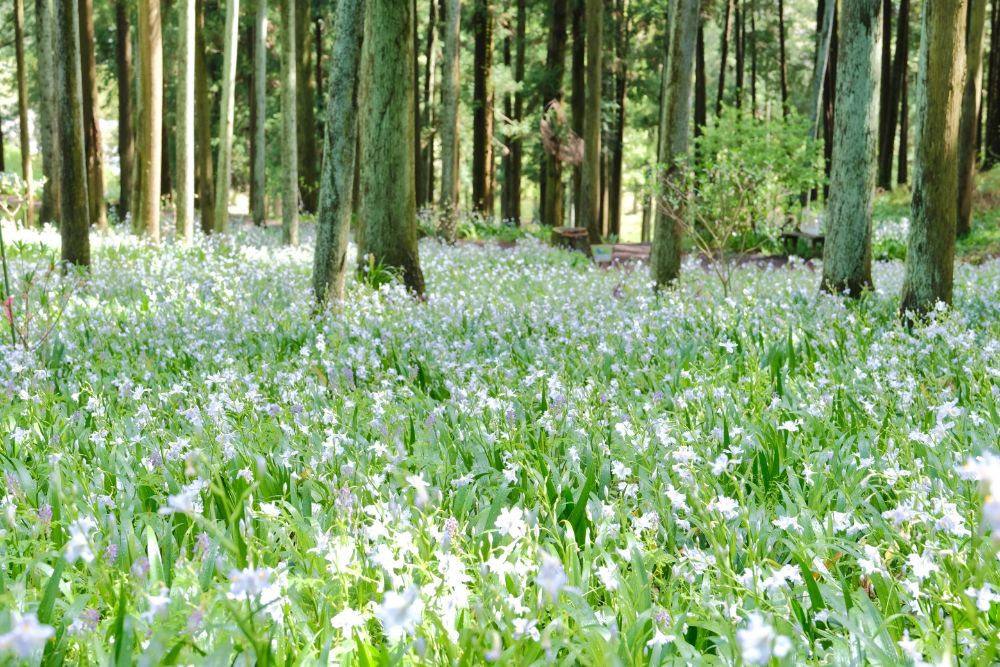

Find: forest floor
[1,223,999,664]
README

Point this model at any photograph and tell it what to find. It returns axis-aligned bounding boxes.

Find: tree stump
[551,227,592,257]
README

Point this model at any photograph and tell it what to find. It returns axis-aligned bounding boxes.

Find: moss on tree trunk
[821,0,881,296]
[359,0,425,297]
[651,0,698,288]
[900,0,966,317]
[312,0,364,304]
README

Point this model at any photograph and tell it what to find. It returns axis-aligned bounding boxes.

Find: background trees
[0,0,995,316]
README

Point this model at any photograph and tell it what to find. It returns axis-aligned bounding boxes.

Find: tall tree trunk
[419,0,438,208]
[609,0,628,238]
[501,0,526,225]
[115,0,133,222]
[213,0,239,233]
[78,0,105,229]
[957,0,988,238]
[898,50,909,184]
[55,0,90,265]
[313,0,363,303]
[571,0,585,224]
[35,0,61,225]
[14,0,33,227]
[876,0,893,188]
[296,0,318,212]
[314,14,323,111]
[195,0,213,233]
[472,0,494,215]
[160,111,172,200]
[694,20,706,138]
[880,0,909,189]
[540,0,568,227]
[138,0,163,243]
[985,0,1000,167]
[900,0,966,316]
[252,0,267,226]
[822,1,838,195]
[439,0,461,239]
[777,0,789,116]
[581,0,603,243]
[360,0,424,296]
[734,0,745,109]
[822,0,881,296]
[652,0,698,288]
[716,0,734,115]
[413,0,423,210]
[282,0,299,245]
[749,1,757,115]
[178,0,196,243]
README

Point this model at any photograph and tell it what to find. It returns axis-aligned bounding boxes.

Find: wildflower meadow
[1,225,999,665]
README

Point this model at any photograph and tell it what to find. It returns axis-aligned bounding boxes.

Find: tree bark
[900,0,966,316]
[716,0,734,115]
[35,0,61,225]
[195,0,213,233]
[540,0,568,227]
[822,1,838,194]
[652,0,698,288]
[571,0,585,224]
[876,0,893,189]
[114,0,133,222]
[178,0,196,243]
[296,0,319,212]
[879,0,909,189]
[821,0,881,296]
[777,0,789,116]
[985,0,1000,167]
[54,0,90,265]
[581,0,603,243]
[735,0,745,109]
[472,0,495,215]
[957,0,988,238]
[419,0,438,208]
[137,0,163,243]
[694,20,706,138]
[282,0,299,245]
[749,1,757,115]
[608,0,628,238]
[360,0,424,296]
[78,0,106,230]
[313,0,363,303]
[898,53,909,184]
[14,0,33,226]
[501,0,526,225]
[252,0,267,227]
[439,0,461,239]
[213,0,239,233]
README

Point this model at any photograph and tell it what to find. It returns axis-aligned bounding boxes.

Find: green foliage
[691,108,825,243]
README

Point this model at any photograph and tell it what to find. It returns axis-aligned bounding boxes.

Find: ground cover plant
[1,225,999,665]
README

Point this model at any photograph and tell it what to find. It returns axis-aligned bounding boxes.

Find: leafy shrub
[690,108,825,243]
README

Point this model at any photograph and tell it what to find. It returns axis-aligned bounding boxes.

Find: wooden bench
[781,226,825,256]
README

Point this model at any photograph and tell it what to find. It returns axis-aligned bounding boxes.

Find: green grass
[0,221,998,665]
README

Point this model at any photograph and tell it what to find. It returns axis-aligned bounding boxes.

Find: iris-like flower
[0,613,54,658]
[376,586,423,643]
